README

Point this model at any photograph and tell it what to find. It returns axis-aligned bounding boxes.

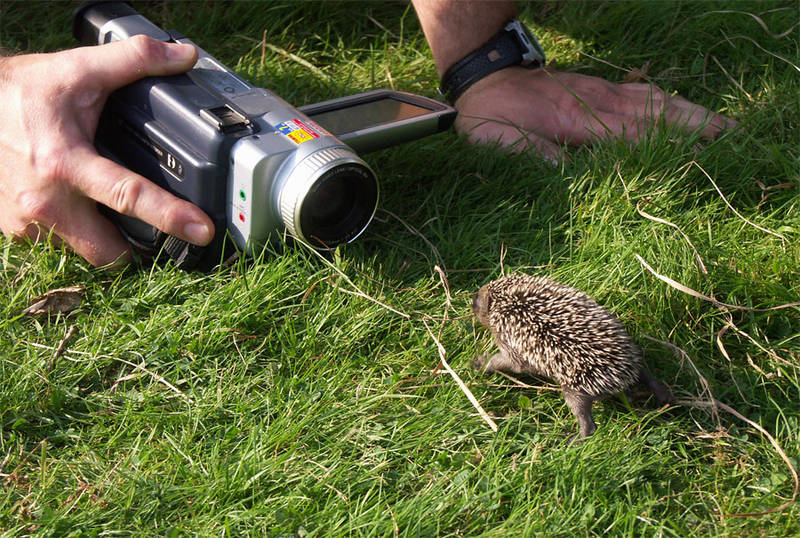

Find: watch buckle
[504,19,546,68]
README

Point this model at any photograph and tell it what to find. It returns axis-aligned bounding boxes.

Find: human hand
[0,36,215,267]
[453,66,738,162]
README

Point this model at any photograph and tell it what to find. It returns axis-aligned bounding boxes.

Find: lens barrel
[279,147,378,249]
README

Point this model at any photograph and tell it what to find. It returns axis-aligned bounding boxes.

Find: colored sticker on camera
[306,120,331,138]
[275,119,320,144]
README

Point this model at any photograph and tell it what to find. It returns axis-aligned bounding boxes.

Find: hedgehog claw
[566,432,586,445]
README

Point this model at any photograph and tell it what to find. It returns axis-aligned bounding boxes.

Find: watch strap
[439,22,544,104]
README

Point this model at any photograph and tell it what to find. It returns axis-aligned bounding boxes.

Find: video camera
[73,2,456,270]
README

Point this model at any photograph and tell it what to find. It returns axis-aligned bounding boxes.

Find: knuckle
[30,143,70,185]
[599,82,620,101]
[648,84,667,98]
[562,97,586,122]
[109,175,144,216]
[17,189,56,224]
[62,54,103,104]
[160,201,189,233]
[40,54,84,94]
[0,56,15,87]
[644,86,667,104]
[127,35,162,67]
[59,56,85,86]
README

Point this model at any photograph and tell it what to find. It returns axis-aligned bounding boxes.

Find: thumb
[74,35,198,91]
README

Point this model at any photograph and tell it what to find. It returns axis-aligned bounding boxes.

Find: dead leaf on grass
[22,285,85,316]
[624,61,651,83]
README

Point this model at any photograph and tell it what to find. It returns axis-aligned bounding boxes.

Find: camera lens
[305,179,352,228]
[278,146,378,249]
[299,163,377,248]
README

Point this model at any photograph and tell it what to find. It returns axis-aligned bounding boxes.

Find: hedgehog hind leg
[639,368,672,406]
[563,387,597,438]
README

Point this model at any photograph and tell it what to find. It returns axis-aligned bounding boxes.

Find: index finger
[69,145,215,246]
[616,83,738,139]
[659,93,738,139]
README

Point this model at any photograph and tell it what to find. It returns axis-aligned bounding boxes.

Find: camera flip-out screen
[309,98,430,135]
[299,90,456,154]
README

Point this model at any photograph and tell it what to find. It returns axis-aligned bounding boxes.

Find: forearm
[411,0,518,77]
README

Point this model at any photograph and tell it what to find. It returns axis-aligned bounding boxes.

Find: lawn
[1,1,798,535]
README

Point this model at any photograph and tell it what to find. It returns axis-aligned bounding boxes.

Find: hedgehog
[472,273,671,438]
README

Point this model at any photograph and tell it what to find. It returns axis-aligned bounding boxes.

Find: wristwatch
[439,19,546,104]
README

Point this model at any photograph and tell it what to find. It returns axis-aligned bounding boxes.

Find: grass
[1,0,799,535]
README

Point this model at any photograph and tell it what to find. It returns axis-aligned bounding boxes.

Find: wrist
[432,17,513,78]
[412,0,518,77]
[439,19,546,104]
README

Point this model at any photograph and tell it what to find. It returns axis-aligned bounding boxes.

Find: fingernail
[166,43,196,63]
[184,222,212,245]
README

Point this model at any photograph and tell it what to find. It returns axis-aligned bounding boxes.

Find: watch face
[505,19,546,67]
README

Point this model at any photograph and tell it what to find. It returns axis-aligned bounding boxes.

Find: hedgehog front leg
[562,387,597,437]
[472,349,525,375]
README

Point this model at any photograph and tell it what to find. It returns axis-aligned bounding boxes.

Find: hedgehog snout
[472,287,490,326]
